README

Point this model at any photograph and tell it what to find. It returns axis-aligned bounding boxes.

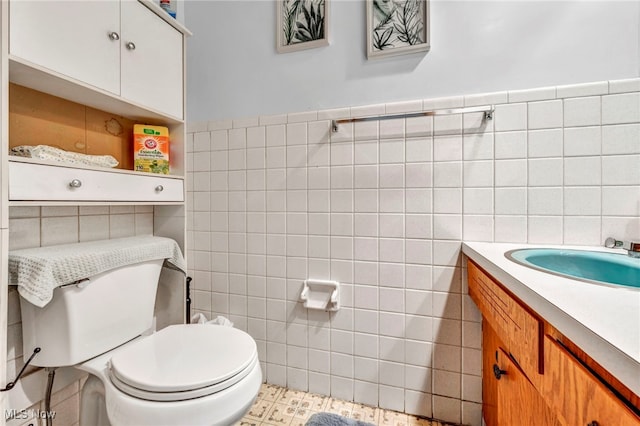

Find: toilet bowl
[78,324,262,426]
[11,237,262,426]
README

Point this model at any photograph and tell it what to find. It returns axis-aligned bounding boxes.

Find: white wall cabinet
[121,1,183,119]
[9,0,184,119]
[0,2,7,412]
[1,0,190,419]
[9,1,121,96]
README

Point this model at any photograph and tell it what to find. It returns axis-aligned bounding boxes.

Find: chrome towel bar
[331,104,494,132]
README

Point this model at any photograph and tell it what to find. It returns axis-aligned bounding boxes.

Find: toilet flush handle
[1,347,41,392]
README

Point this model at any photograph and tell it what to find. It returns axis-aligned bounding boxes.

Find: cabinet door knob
[493,364,507,380]
[155,185,164,192]
[126,41,136,50]
[69,179,82,188]
[587,422,599,426]
[108,31,120,41]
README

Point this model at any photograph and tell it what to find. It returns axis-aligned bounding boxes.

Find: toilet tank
[20,259,164,367]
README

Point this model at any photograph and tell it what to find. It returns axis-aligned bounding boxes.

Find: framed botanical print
[367,0,430,59]
[277,0,329,53]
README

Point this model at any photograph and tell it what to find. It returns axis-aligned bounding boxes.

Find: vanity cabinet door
[542,336,640,426]
[496,347,562,426]
[9,1,120,94]
[120,1,183,119]
[483,321,562,426]
[482,319,500,426]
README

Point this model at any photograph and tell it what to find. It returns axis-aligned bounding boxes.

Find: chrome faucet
[605,237,640,258]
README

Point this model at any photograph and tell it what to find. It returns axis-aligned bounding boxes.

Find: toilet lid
[109,324,257,393]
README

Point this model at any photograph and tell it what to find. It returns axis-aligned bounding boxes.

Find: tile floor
[237,384,459,426]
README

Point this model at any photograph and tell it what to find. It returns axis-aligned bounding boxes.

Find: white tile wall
[6,206,154,425]
[186,78,640,426]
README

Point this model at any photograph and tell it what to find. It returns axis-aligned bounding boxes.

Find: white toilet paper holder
[300,279,340,311]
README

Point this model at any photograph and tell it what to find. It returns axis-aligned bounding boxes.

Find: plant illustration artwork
[367,0,430,58]
[277,0,329,53]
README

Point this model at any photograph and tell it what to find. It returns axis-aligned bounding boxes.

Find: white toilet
[18,250,262,426]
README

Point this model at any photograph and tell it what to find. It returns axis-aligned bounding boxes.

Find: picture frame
[366,0,430,59]
[277,0,330,53]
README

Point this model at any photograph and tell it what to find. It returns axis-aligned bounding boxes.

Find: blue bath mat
[306,412,375,426]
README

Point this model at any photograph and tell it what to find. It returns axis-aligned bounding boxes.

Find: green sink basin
[506,248,640,289]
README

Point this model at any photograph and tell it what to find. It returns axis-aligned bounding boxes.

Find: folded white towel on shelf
[11,145,119,168]
[9,236,186,308]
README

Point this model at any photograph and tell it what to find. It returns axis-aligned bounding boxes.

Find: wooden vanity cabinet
[468,260,640,426]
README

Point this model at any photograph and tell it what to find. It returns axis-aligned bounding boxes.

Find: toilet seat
[108,324,258,402]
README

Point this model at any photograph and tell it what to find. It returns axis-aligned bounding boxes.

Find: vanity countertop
[462,241,640,397]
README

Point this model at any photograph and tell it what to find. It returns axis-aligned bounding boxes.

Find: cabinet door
[542,336,640,426]
[482,319,500,426]
[120,1,183,119]
[9,1,120,94]
[483,321,562,426]
[496,348,563,426]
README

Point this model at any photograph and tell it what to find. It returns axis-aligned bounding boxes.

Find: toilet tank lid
[9,236,186,308]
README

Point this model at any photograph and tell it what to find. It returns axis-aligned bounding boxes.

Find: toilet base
[80,375,110,426]
[77,339,262,426]
[79,373,260,426]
